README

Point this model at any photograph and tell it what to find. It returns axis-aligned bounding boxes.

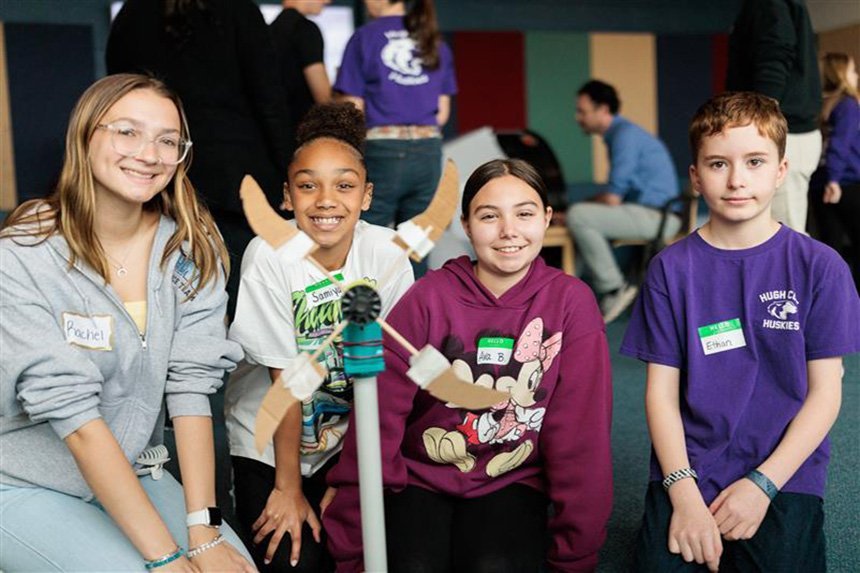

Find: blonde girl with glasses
[0,74,254,572]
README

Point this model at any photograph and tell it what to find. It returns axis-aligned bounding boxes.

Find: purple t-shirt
[334,16,457,128]
[621,225,860,503]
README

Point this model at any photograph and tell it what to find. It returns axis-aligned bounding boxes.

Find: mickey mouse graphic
[422,317,562,477]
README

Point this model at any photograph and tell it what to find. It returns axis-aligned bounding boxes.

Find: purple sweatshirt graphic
[323,256,613,572]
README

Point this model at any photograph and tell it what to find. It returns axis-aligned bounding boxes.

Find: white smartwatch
[186,507,222,528]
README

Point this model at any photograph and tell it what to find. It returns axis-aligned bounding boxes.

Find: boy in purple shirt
[621,92,860,571]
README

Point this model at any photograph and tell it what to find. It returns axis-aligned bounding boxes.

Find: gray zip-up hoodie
[0,215,243,499]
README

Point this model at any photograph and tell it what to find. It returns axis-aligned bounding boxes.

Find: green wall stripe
[525,32,592,186]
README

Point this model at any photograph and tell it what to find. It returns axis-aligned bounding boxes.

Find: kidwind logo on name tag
[477,337,515,365]
[698,318,746,356]
[304,273,344,310]
[63,312,114,351]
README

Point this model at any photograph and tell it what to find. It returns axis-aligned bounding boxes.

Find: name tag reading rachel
[698,318,746,356]
[304,273,344,310]
[477,337,514,365]
[63,312,114,351]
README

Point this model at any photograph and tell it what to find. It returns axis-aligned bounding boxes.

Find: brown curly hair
[294,102,366,157]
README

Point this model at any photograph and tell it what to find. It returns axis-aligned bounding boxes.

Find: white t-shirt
[225,221,414,476]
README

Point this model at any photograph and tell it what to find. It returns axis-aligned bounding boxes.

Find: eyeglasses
[96,123,192,165]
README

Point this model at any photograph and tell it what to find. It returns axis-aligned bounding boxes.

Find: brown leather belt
[366,125,441,140]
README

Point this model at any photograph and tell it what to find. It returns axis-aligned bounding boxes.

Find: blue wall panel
[656,34,714,182]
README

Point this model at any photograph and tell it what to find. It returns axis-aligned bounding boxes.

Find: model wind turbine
[240,160,506,572]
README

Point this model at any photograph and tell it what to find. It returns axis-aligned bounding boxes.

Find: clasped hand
[668,478,771,572]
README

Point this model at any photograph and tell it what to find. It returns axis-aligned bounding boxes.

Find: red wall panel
[452,31,526,133]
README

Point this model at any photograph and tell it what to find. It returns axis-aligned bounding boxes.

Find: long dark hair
[403,0,441,70]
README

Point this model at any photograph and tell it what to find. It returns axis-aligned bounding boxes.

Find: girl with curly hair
[225,102,414,571]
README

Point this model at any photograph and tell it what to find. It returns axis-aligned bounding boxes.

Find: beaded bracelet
[187,534,226,559]
[662,467,699,491]
[144,546,184,570]
[746,469,779,500]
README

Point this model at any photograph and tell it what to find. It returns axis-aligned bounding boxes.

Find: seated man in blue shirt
[567,80,680,323]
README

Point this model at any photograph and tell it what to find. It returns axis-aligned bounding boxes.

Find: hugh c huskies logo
[759,289,800,330]
[380,30,429,86]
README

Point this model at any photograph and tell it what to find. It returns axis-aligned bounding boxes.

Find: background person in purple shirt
[621,92,860,572]
[334,0,457,275]
[809,52,860,291]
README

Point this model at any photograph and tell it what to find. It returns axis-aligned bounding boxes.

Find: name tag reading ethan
[698,318,746,356]
[477,337,514,365]
[63,312,114,350]
[305,273,344,309]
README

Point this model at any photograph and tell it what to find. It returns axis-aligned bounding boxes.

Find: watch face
[208,507,222,527]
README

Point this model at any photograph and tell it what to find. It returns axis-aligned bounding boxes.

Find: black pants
[231,456,335,572]
[632,481,826,572]
[809,181,860,292]
[384,484,549,573]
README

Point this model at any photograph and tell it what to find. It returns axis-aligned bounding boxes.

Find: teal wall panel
[526,32,591,186]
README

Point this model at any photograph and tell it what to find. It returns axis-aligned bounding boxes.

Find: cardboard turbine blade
[254,383,298,455]
[254,355,327,454]
[394,159,459,261]
[240,175,317,262]
[406,345,507,410]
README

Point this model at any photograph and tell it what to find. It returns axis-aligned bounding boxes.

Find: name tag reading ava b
[698,318,747,356]
[477,337,514,365]
[305,273,345,309]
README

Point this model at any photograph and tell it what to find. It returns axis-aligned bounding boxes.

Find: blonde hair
[822,53,859,100]
[689,92,788,161]
[1,73,228,294]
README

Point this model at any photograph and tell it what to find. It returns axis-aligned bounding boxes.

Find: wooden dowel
[377,318,419,356]
[309,319,349,362]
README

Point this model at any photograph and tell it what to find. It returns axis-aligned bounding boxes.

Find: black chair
[495,129,568,213]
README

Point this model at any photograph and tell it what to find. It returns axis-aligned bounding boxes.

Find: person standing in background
[107,0,294,318]
[271,0,333,127]
[334,0,457,276]
[809,53,860,290]
[726,0,822,232]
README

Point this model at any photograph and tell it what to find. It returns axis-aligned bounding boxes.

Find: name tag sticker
[305,273,344,309]
[698,318,746,356]
[477,337,514,365]
[63,312,114,351]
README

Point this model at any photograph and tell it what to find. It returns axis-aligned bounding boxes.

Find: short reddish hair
[689,92,787,161]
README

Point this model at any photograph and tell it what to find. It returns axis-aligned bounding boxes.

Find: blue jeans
[363,137,443,277]
[0,473,252,571]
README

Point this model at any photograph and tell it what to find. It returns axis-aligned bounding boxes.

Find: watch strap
[186,507,222,528]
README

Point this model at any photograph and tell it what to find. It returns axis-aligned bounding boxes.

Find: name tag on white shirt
[304,273,344,310]
[698,318,746,356]
[63,312,114,350]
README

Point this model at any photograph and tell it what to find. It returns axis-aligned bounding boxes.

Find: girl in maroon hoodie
[322,159,613,572]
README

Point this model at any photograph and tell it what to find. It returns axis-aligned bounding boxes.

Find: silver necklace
[106,242,136,277]
[103,219,151,278]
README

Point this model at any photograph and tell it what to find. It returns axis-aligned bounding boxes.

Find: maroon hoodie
[324,256,613,572]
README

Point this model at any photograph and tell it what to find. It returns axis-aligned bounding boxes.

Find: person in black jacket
[726,0,822,233]
[107,0,294,317]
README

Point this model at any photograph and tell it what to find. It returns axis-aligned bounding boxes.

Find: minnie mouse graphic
[422,317,562,477]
